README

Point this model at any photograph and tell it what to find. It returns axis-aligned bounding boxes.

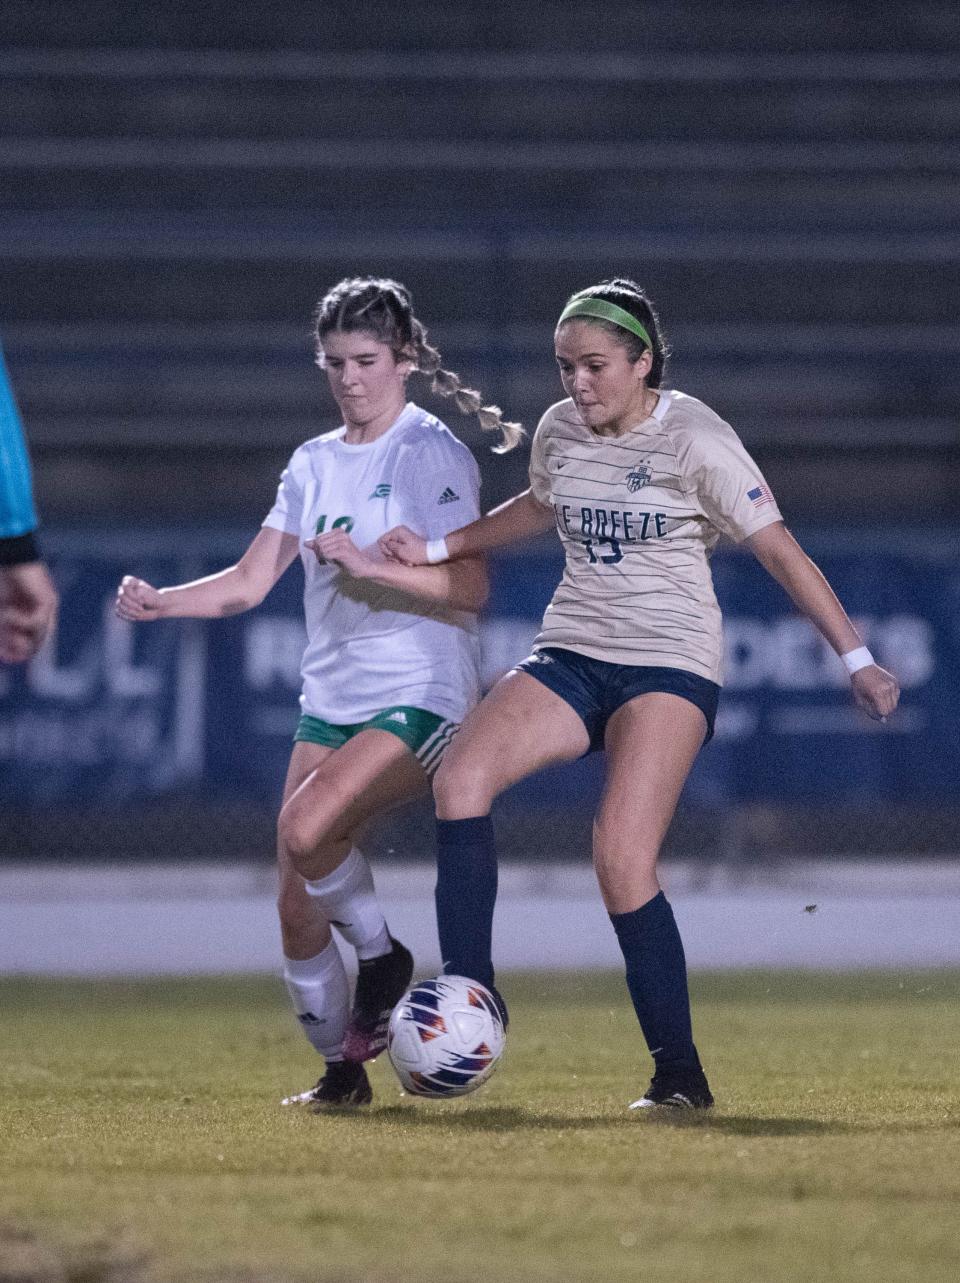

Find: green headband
[557,296,653,351]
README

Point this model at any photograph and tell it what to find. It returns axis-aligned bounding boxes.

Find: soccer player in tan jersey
[382,277,900,1112]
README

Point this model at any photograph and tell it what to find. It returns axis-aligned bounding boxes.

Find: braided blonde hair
[314,276,523,453]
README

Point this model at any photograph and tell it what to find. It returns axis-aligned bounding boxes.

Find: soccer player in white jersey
[381,277,900,1112]
[116,277,521,1109]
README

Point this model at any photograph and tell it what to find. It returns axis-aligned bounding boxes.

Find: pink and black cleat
[342,936,414,1062]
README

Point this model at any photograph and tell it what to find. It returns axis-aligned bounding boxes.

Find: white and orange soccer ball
[387,975,506,1098]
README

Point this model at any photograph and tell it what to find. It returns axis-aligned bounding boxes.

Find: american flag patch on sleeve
[747,483,775,508]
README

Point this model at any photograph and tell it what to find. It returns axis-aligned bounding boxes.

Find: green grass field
[1,970,958,1283]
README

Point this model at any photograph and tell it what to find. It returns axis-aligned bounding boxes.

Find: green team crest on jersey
[314,514,354,534]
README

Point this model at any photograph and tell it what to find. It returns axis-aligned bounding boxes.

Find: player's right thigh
[433,669,591,819]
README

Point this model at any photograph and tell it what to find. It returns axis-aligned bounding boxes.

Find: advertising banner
[2,528,958,809]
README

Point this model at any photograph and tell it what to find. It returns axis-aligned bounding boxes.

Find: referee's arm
[0,340,40,562]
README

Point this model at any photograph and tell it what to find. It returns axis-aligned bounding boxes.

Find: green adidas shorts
[294,706,459,776]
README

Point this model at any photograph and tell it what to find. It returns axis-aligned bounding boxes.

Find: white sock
[283,940,350,1059]
[303,848,392,960]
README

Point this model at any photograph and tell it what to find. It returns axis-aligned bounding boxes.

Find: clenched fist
[115,575,165,622]
[378,525,428,566]
[851,663,900,723]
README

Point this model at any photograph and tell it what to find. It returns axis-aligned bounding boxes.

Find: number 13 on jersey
[583,537,623,565]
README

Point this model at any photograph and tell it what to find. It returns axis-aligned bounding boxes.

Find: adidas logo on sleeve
[438,487,460,504]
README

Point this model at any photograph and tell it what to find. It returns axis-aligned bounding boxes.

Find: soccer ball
[387,975,506,1098]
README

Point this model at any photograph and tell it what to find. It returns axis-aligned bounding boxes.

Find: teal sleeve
[0,339,39,541]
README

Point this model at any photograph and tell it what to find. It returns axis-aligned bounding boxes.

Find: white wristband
[841,646,874,675]
[425,537,450,565]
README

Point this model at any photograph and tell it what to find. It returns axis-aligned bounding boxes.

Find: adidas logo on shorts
[386,710,408,724]
[437,487,460,504]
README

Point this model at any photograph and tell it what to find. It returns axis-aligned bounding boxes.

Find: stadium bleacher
[1,1,959,519]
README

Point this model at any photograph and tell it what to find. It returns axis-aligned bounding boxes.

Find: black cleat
[280,1059,372,1109]
[629,1067,714,1111]
[488,983,509,1030]
[342,936,414,1062]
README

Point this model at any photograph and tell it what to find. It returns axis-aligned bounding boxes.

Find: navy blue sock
[610,891,700,1073]
[435,816,498,989]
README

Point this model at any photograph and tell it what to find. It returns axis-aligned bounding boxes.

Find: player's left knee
[278,805,325,872]
[593,841,660,881]
[433,756,495,816]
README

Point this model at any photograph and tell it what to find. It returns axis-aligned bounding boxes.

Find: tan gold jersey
[527,390,782,684]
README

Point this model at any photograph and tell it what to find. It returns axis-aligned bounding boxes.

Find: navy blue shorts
[513,647,720,752]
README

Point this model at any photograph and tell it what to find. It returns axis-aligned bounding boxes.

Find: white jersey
[528,390,783,684]
[263,402,481,723]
